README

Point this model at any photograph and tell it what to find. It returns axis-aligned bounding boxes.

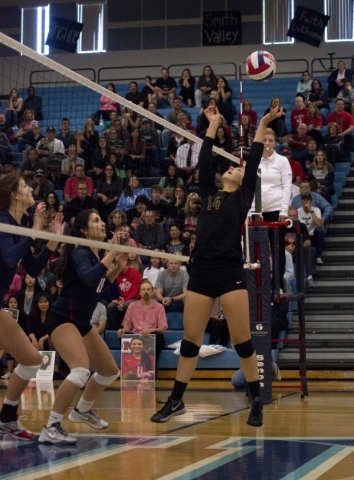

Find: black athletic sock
[0,403,18,423]
[247,380,261,400]
[170,380,188,402]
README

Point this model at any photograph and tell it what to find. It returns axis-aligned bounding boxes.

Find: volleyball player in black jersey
[151,105,282,426]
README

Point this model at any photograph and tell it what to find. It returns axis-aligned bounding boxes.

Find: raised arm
[198,106,221,198]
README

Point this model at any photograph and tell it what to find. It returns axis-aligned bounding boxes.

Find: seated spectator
[287,207,317,288]
[238,98,257,126]
[175,137,201,180]
[29,168,55,203]
[63,164,94,202]
[281,148,304,186]
[143,253,165,287]
[96,164,123,221]
[327,99,354,158]
[233,114,256,160]
[90,302,107,337]
[0,130,12,161]
[126,194,149,232]
[288,123,313,161]
[63,181,97,224]
[307,79,330,124]
[159,164,184,200]
[195,65,217,108]
[105,127,122,151]
[337,80,354,117]
[187,168,200,195]
[87,136,111,186]
[205,298,230,347]
[152,68,177,108]
[0,295,22,379]
[108,145,129,180]
[6,88,23,127]
[323,122,345,166]
[117,225,138,250]
[216,77,235,124]
[122,108,141,134]
[139,118,160,171]
[23,85,43,120]
[291,180,333,225]
[165,224,188,256]
[327,60,352,99]
[61,144,85,178]
[56,117,75,149]
[21,147,45,181]
[127,252,144,275]
[263,97,287,141]
[83,119,99,169]
[36,127,65,166]
[303,103,324,146]
[147,102,164,132]
[124,128,146,176]
[125,81,145,108]
[107,118,129,143]
[44,192,63,220]
[73,129,91,166]
[177,111,196,132]
[166,123,187,166]
[13,109,36,152]
[21,122,44,154]
[308,150,334,204]
[207,88,234,126]
[176,192,201,236]
[178,68,196,107]
[134,209,166,264]
[300,139,317,175]
[148,185,169,224]
[142,76,157,105]
[37,265,56,294]
[0,113,13,139]
[155,259,189,312]
[296,70,312,97]
[106,256,142,329]
[116,175,151,212]
[103,110,118,132]
[167,97,191,125]
[297,192,325,264]
[290,95,308,133]
[96,82,119,121]
[107,209,127,238]
[3,273,22,303]
[168,185,188,225]
[118,280,168,364]
[16,274,42,329]
[0,158,17,175]
[215,125,233,154]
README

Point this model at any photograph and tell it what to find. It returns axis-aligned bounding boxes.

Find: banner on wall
[287,6,330,48]
[202,11,242,47]
[46,17,83,53]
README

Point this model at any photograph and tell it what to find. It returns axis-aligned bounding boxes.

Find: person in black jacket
[151,105,283,428]
[327,60,353,99]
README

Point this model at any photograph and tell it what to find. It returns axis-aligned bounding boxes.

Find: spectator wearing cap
[21,147,45,181]
[140,118,160,172]
[63,164,94,202]
[23,86,43,120]
[281,148,305,186]
[291,180,333,224]
[297,192,325,264]
[288,123,313,162]
[36,126,65,164]
[125,82,145,108]
[64,180,98,224]
[28,168,55,203]
[56,118,75,150]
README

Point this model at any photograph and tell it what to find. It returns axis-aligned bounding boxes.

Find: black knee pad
[234,339,254,358]
[180,339,200,358]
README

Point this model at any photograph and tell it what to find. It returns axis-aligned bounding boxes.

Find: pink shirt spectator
[20,120,36,132]
[3,274,22,302]
[122,299,168,333]
[63,176,94,199]
[100,95,119,112]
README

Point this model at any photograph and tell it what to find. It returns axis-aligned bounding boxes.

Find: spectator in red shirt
[106,255,142,329]
[238,98,257,126]
[63,164,94,202]
[281,148,305,185]
[288,123,313,161]
[290,95,308,133]
[327,98,354,158]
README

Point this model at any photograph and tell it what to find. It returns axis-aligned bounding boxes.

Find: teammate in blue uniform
[151,106,282,427]
[39,209,125,444]
[0,173,63,440]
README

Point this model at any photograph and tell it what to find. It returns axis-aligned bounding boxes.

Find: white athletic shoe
[38,423,77,444]
[68,407,108,429]
[1,372,11,380]
[272,362,282,381]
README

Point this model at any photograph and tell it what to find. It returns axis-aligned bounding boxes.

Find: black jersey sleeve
[72,248,110,289]
[198,136,216,199]
[241,141,264,208]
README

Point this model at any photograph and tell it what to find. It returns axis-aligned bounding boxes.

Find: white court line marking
[298,447,354,480]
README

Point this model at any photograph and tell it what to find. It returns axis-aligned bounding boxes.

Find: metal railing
[168,62,238,79]
[311,54,353,77]
[29,68,96,86]
[97,65,165,85]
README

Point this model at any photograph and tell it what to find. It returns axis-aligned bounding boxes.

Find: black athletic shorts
[187,258,246,298]
[45,311,92,338]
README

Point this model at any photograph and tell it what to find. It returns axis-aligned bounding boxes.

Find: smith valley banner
[287,7,329,47]
[46,17,83,53]
[202,11,241,46]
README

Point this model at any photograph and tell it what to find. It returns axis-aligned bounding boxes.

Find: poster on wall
[287,7,330,47]
[202,11,242,47]
[46,17,83,53]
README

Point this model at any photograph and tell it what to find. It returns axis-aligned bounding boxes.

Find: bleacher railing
[29,68,96,85]
[311,54,353,77]
[97,65,165,85]
[168,62,238,79]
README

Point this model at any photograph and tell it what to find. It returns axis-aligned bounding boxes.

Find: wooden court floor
[1,379,354,480]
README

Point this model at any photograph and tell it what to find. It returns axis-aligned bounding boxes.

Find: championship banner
[287,7,329,47]
[245,227,272,404]
[202,11,241,46]
[46,17,83,53]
